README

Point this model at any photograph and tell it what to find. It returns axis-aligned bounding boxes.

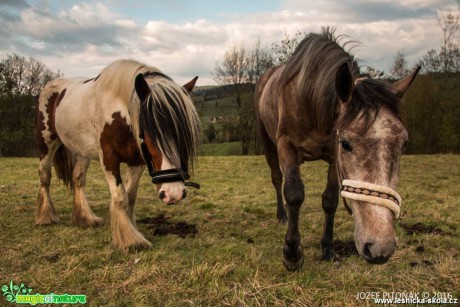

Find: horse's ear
[183,76,198,93]
[335,62,353,103]
[135,73,150,101]
[392,66,421,98]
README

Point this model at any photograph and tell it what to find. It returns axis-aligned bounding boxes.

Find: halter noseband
[139,135,200,189]
[335,130,401,219]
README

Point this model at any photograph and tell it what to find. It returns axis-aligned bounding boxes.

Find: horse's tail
[53,144,75,189]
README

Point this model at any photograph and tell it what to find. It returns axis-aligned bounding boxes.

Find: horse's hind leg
[72,156,103,227]
[321,163,339,261]
[260,126,286,223]
[36,142,61,225]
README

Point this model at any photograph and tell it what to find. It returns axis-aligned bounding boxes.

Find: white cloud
[0,0,454,85]
[115,19,137,28]
[143,19,226,51]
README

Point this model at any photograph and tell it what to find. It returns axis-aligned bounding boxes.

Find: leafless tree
[213,41,273,154]
[419,7,460,73]
[213,45,247,108]
[0,54,60,97]
[390,49,410,79]
[271,30,304,65]
[437,8,460,72]
[246,40,273,84]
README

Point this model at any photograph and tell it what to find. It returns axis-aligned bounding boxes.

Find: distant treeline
[0,54,60,157]
[0,58,459,157]
[403,73,459,154]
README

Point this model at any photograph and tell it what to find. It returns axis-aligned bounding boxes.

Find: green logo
[2,281,86,305]
[2,281,32,303]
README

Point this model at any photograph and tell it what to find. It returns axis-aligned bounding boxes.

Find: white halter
[340,179,401,219]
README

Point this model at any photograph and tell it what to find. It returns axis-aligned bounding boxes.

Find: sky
[0,0,458,85]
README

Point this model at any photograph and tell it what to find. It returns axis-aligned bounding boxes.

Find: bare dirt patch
[334,240,358,259]
[137,214,198,238]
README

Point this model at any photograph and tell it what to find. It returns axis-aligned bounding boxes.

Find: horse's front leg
[99,155,151,250]
[278,138,305,271]
[125,165,145,224]
[321,162,339,260]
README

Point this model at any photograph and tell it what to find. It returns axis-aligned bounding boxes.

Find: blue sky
[111,0,281,23]
[0,0,458,84]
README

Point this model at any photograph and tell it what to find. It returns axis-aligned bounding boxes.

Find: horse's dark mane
[337,78,402,131]
[279,27,400,133]
[278,28,355,133]
[139,74,200,172]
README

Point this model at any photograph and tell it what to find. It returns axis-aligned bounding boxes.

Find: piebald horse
[255,30,419,270]
[35,59,200,250]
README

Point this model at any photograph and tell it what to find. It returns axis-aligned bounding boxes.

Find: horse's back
[37,77,101,159]
[38,78,89,114]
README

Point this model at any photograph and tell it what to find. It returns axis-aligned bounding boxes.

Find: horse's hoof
[114,239,152,253]
[127,241,153,253]
[283,254,304,271]
[321,249,335,261]
[283,245,304,271]
[35,216,60,225]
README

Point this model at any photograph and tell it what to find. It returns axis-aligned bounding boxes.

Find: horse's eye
[340,140,353,152]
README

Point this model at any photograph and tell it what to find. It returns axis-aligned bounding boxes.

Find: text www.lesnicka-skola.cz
[356,291,458,305]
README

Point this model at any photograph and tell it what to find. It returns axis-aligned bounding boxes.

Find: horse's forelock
[140,79,200,172]
[336,78,403,132]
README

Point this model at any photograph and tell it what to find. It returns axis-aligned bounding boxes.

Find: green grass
[0,155,459,305]
[198,142,242,156]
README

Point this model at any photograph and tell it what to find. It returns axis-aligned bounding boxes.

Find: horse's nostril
[182,189,187,199]
[363,242,374,259]
[159,191,166,200]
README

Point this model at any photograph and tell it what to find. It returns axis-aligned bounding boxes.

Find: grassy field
[0,155,459,306]
[198,142,242,156]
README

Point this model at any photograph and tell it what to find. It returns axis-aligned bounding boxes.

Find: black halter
[139,134,200,189]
